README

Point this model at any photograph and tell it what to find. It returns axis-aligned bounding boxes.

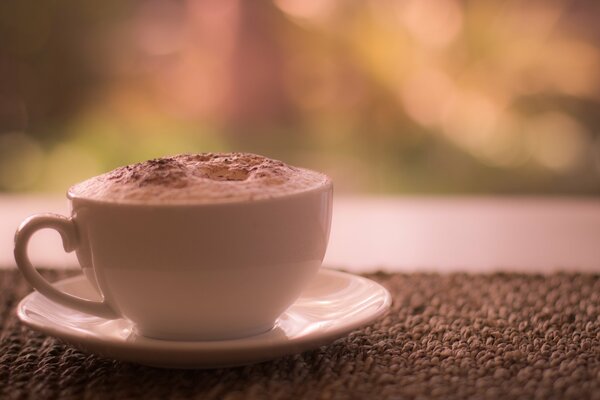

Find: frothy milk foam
[69,153,328,204]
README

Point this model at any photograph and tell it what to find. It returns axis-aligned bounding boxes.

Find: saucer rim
[17,268,392,367]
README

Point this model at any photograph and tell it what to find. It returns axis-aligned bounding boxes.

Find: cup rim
[66,176,333,208]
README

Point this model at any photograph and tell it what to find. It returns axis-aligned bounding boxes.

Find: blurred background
[1,0,599,196]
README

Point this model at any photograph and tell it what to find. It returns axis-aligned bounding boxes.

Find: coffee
[69,153,328,204]
[16,152,333,340]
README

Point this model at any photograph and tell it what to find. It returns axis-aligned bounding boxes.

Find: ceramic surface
[17,269,391,369]
[14,180,333,340]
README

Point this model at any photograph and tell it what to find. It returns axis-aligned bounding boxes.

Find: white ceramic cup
[14,179,332,340]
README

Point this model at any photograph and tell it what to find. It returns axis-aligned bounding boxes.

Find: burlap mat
[1,269,599,400]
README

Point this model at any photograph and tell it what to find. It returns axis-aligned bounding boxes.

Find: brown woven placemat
[1,269,599,400]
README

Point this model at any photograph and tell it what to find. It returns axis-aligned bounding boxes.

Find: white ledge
[2,195,599,273]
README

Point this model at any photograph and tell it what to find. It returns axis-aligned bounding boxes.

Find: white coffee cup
[14,179,332,340]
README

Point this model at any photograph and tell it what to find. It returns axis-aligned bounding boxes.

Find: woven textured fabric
[1,270,599,400]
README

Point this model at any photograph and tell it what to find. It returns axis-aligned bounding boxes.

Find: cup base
[131,322,276,342]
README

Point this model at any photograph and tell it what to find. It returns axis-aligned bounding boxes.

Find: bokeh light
[0,132,43,191]
[398,0,463,48]
[0,0,598,194]
[41,144,101,192]
[525,113,589,172]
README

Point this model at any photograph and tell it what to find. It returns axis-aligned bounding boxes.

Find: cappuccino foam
[69,153,328,204]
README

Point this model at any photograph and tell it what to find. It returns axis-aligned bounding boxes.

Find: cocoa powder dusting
[105,153,279,187]
[69,152,328,204]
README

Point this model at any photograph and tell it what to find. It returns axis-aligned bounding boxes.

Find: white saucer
[17,269,391,369]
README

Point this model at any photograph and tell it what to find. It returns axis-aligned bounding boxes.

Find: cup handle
[14,213,118,319]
